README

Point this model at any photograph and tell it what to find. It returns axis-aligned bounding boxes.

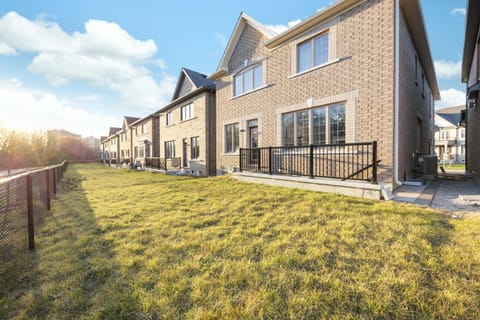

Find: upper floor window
[142,123,148,134]
[234,64,263,96]
[181,103,194,121]
[298,32,329,73]
[166,112,173,126]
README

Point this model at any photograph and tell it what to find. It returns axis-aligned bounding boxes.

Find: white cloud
[266,19,302,35]
[436,88,465,109]
[434,59,462,79]
[0,11,175,108]
[0,79,119,137]
[0,42,16,55]
[214,32,228,47]
[451,8,466,15]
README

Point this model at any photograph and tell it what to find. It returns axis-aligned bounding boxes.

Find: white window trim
[232,61,266,98]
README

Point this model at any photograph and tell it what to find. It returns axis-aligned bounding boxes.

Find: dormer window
[234,64,263,96]
[297,32,329,73]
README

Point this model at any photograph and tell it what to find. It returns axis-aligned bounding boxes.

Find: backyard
[1,163,480,319]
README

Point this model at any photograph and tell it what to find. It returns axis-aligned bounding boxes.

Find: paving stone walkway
[394,173,480,214]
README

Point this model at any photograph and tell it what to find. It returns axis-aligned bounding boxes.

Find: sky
[0,0,468,137]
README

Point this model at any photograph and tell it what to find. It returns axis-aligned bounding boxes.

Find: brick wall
[215,0,398,183]
[159,90,216,175]
[398,9,434,181]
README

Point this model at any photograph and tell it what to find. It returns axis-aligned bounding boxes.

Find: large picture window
[234,64,263,96]
[297,32,329,73]
[282,104,345,146]
[165,141,175,158]
[225,123,239,153]
[191,137,200,160]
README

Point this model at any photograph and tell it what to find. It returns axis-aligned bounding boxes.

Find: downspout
[394,0,402,186]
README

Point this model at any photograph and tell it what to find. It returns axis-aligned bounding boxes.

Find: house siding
[398,9,434,181]
[216,0,397,184]
[467,42,480,181]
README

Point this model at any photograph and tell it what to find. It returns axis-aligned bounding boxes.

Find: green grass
[440,163,465,170]
[2,164,480,319]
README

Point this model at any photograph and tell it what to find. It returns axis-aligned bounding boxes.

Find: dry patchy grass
[1,164,480,319]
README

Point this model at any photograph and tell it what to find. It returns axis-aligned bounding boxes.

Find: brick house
[209,0,439,188]
[157,68,216,175]
[101,127,121,164]
[434,106,466,164]
[129,113,160,168]
[118,116,139,165]
[462,0,480,182]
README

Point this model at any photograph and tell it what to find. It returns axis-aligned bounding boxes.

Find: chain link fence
[0,162,68,276]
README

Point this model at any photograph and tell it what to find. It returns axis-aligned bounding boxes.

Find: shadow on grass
[23,166,151,319]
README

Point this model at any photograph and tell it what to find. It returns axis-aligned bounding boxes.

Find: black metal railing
[144,157,167,170]
[0,162,68,271]
[240,141,378,183]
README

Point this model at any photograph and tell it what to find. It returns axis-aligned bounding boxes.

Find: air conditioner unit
[415,154,437,176]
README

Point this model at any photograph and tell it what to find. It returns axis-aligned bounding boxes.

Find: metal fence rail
[240,142,378,183]
[0,162,68,269]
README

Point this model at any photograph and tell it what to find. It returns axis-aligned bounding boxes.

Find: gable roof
[213,12,276,75]
[172,68,216,100]
[124,116,140,126]
[462,0,480,82]
[435,105,465,127]
[108,127,121,136]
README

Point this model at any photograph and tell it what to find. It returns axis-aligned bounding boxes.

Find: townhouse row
[101,0,440,189]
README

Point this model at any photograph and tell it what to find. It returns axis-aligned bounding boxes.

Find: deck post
[239,149,243,172]
[269,147,273,175]
[372,141,378,184]
[309,144,314,179]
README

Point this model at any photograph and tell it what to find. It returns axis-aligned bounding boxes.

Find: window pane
[298,41,312,72]
[234,74,243,96]
[253,64,263,89]
[244,69,253,92]
[330,104,345,144]
[312,107,326,145]
[233,124,239,152]
[282,113,294,147]
[314,33,329,66]
[296,110,309,146]
[191,137,199,159]
[226,125,233,153]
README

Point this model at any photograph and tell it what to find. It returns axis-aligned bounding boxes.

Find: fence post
[26,174,35,250]
[269,147,273,175]
[309,144,314,179]
[239,149,243,172]
[52,169,57,196]
[372,141,378,184]
[46,169,51,210]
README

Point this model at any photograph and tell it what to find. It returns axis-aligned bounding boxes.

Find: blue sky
[0,0,467,137]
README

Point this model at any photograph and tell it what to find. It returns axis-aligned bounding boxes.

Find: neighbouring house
[209,0,439,189]
[157,68,216,175]
[83,136,101,153]
[462,0,480,182]
[129,113,160,168]
[118,116,140,165]
[434,106,466,164]
[102,127,121,164]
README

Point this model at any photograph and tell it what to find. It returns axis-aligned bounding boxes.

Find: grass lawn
[439,163,466,171]
[2,164,480,319]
